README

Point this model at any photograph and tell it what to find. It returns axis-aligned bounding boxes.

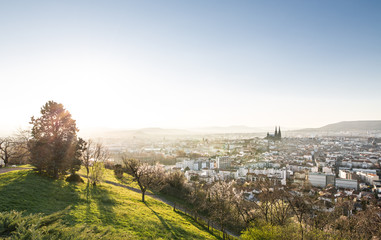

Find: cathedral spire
[275,126,278,137]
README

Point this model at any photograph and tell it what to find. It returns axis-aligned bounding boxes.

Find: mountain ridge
[79,120,381,138]
[295,120,381,132]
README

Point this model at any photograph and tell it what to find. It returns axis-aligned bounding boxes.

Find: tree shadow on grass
[144,202,181,240]
[173,209,223,240]
[85,183,118,226]
[0,170,82,215]
[144,201,222,240]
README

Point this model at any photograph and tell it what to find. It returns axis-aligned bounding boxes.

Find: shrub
[241,222,298,240]
[104,160,114,170]
[65,174,84,183]
[0,210,128,239]
[114,164,123,179]
[90,162,105,186]
[160,171,189,197]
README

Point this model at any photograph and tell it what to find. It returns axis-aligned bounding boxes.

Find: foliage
[241,222,297,240]
[113,164,123,179]
[120,151,176,166]
[160,171,189,198]
[65,174,84,183]
[28,101,81,178]
[155,170,381,240]
[0,210,121,239]
[103,160,114,170]
[90,162,105,186]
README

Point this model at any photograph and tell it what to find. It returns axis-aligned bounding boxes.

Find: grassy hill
[0,169,221,239]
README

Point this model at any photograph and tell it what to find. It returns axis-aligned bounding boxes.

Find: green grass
[78,167,151,193]
[16,164,34,168]
[0,170,221,239]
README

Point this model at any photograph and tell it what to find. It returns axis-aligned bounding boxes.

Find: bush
[160,171,190,197]
[90,162,105,186]
[104,160,114,170]
[0,210,129,239]
[65,174,84,183]
[241,222,298,240]
[114,164,123,179]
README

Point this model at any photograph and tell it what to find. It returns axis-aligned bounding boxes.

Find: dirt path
[0,167,32,174]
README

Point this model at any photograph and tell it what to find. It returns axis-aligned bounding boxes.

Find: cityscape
[1,0,381,239]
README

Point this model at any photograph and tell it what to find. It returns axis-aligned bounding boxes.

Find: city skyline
[1,1,380,133]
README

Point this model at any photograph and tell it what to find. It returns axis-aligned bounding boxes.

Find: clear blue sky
[0,0,380,133]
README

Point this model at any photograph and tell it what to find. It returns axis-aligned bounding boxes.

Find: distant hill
[319,120,381,131]
[81,127,192,138]
[190,125,273,134]
[80,126,299,138]
[296,120,381,133]
[115,128,192,136]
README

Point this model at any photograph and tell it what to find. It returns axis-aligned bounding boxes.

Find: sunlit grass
[78,166,148,192]
[0,170,220,239]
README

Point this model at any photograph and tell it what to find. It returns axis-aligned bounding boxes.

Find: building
[339,170,356,180]
[217,156,231,170]
[308,172,335,188]
[356,171,379,185]
[265,126,282,141]
[335,179,358,190]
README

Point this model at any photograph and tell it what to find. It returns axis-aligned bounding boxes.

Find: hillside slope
[0,170,220,240]
[319,120,381,131]
[294,120,381,133]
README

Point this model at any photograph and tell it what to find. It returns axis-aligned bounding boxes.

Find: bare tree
[188,182,207,223]
[88,142,109,186]
[0,137,13,167]
[242,178,291,226]
[285,191,314,240]
[0,134,29,167]
[208,181,235,239]
[122,157,165,202]
[81,139,93,181]
[12,129,31,164]
[231,190,259,228]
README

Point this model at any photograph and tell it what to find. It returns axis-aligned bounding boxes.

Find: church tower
[274,126,278,137]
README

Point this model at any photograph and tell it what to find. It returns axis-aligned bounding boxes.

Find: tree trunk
[4,155,8,167]
[300,222,304,240]
[54,167,58,179]
[142,190,146,202]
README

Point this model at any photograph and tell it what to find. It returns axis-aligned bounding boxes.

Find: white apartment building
[308,172,335,188]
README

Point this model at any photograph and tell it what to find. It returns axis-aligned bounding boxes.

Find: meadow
[0,169,221,239]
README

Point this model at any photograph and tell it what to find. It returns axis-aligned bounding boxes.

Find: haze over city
[2,1,381,239]
[1,1,380,133]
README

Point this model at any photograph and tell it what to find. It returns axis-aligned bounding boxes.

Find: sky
[0,0,380,134]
